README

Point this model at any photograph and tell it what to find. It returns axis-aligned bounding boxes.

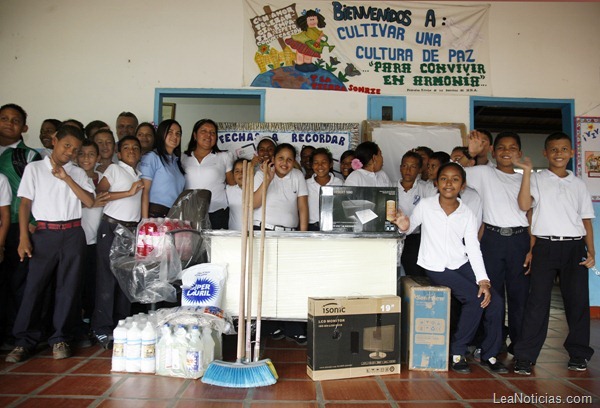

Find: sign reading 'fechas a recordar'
[243,1,491,95]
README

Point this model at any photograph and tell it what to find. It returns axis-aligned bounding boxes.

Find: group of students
[0,102,594,378]
[390,130,595,376]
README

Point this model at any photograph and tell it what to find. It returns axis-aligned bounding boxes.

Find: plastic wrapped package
[111,224,182,304]
[167,189,212,266]
[167,189,212,231]
[153,306,234,379]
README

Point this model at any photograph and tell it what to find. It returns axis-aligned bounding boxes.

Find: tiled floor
[1,287,599,407]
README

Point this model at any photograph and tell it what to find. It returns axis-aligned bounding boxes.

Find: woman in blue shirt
[140,119,185,218]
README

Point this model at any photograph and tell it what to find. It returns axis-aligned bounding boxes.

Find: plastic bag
[110,224,182,304]
[181,264,228,308]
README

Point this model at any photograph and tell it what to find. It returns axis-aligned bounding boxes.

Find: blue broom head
[202,359,278,388]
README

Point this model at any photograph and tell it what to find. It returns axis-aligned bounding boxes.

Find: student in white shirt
[466,131,531,355]
[306,148,343,230]
[91,136,144,349]
[512,132,595,375]
[6,125,94,363]
[344,141,391,187]
[226,159,244,231]
[397,151,436,277]
[253,143,308,231]
[394,162,507,375]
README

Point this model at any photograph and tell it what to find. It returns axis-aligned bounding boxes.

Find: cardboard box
[401,276,450,371]
[307,295,401,381]
[319,186,397,233]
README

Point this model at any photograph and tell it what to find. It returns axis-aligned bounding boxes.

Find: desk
[202,231,398,320]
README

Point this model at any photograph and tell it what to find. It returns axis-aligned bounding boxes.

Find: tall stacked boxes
[307,296,401,381]
[401,276,451,371]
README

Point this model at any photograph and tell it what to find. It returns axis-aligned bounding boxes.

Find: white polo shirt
[18,156,94,222]
[460,186,483,229]
[102,161,142,222]
[0,173,12,207]
[253,168,308,228]
[307,173,343,224]
[82,170,103,245]
[181,152,233,213]
[344,169,392,187]
[406,195,489,283]
[530,169,595,237]
[226,184,243,231]
[465,165,528,227]
[397,178,437,235]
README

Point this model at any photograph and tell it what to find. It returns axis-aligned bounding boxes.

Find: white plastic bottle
[186,325,204,378]
[156,324,173,375]
[140,321,157,373]
[202,326,215,371]
[172,325,188,375]
[111,320,127,372]
[125,321,142,372]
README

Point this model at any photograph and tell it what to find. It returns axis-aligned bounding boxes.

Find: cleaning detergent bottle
[156,324,173,375]
[172,324,188,375]
[140,321,157,373]
[125,321,142,372]
[186,325,204,378]
[202,326,215,370]
[111,320,127,372]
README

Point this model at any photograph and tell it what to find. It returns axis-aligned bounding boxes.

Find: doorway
[470,97,575,170]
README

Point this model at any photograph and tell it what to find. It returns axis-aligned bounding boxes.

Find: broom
[252,167,277,379]
[202,161,277,388]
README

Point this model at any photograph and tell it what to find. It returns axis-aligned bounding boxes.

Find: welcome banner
[243,1,491,95]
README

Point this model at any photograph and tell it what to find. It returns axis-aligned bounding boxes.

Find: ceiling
[473,106,564,134]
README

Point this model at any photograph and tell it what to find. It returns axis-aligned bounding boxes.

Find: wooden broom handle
[235,160,249,361]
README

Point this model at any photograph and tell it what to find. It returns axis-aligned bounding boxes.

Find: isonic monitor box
[307,295,401,381]
[401,276,450,371]
[319,186,397,233]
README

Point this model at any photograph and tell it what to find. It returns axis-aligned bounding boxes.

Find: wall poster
[576,116,600,201]
[243,1,491,95]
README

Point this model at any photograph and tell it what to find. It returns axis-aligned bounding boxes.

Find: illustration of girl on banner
[285,9,334,72]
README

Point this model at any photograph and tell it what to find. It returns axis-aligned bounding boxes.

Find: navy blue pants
[514,238,594,363]
[91,220,132,337]
[480,227,530,348]
[13,226,85,348]
[401,233,425,277]
[426,262,503,360]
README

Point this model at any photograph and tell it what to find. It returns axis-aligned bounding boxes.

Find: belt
[253,221,296,231]
[36,219,82,231]
[102,214,139,229]
[537,235,583,241]
[148,203,170,218]
[484,224,527,237]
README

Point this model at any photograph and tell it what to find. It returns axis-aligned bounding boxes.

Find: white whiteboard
[365,121,466,183]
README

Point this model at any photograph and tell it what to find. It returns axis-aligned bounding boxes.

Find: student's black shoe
[514,359,532,375]
[5,346,31,363]
[289,334,307,346]
[94,333,113,350]
[269,328,285,341]
[451,355,471,374]
[568,357,588,371]
[481,357,509,374]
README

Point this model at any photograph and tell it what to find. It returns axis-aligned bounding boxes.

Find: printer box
[319,186,397,233]
[307,295,401,381]
[401,276,450,371]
